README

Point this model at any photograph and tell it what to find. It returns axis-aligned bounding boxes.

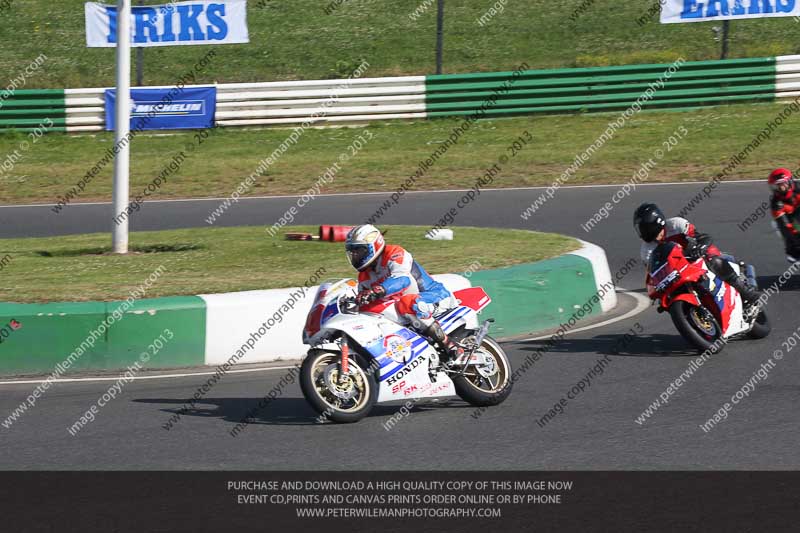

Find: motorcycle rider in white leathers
[344,224,464,360]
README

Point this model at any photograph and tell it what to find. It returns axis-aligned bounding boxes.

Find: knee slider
[413,301,434,319]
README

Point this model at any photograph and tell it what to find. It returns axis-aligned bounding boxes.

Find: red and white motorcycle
[647,241,770,353]
[300,279,513,423]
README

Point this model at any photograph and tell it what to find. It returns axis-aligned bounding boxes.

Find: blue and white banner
[105,87,217,131]
[661,1,800,23]
[85,0,249,47]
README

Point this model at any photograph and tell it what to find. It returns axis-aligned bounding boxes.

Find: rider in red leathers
[768,167,800,261]
[633,203,762,306]
[344,224,464,361]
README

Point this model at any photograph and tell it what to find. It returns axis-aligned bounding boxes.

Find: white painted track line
[0,180,762,209]
[0,364,299,386]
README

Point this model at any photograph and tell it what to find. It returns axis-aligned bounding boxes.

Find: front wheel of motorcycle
[451,335,513,407]
[300,350,379,423]
[668,300,723,353]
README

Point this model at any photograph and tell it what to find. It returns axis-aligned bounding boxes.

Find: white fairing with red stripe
[702,263,750,338]
[302,279,491,403]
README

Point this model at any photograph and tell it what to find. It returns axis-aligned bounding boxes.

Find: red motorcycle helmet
[768,168,794,194]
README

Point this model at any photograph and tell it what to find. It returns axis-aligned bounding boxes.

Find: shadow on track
[134,397,468,427]
[757,274,800,292]
[514,333,702,358]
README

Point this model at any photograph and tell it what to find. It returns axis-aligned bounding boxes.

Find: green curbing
[0,245,612,375]
[469,254,598,338]
[0,301,106,375]
[0,296,205,375]
[104,296,206,370]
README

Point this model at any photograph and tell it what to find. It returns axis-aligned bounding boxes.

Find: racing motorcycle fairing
[303,279,357,344]
[302,278,477,403]
[452,287,491,313]
[698,266,748,338]
[647,241,705,300]
[646,242,750,338]
[664,291,700,309]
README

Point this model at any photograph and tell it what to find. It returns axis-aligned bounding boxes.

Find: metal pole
[135,0,144,86]
[721,20,730,59]
[436,0,444,74]
[112,0,131,254]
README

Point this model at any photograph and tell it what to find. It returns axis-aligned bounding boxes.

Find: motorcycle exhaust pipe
[458,319,495,376]
[473,318,495,348]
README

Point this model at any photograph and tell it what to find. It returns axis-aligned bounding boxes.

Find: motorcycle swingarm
[449,351,491,368]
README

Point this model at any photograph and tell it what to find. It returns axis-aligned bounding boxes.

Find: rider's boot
[725,273,763,306]
[708,256,763,306]
[423,321,463,363]
[786,242,800,264]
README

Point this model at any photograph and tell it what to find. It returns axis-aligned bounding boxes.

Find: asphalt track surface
[1,181,798,470]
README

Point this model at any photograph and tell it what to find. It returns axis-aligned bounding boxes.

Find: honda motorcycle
[646,241,770,353]
[300,279,513,423]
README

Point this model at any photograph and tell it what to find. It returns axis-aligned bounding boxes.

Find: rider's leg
[396,293,463,360]
[784,232,800,263]
[705,253,762,305]
[775,218,800,262]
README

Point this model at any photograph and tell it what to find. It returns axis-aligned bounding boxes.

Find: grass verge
[0,225,578,303]
[1,102,797,205]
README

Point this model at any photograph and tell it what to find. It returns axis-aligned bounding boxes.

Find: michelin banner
[105,87,216,131]
[85,0,249,47]
[661,1,799,23]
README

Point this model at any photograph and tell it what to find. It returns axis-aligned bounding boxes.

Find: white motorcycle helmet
[345,224,385,271]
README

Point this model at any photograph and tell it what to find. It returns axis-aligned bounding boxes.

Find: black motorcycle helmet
[633,202,666,242]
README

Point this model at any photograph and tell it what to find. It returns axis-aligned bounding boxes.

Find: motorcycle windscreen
[648,241,679,273]
[304,304,324,340]
[648,241,682,293]
[303,279,352,340]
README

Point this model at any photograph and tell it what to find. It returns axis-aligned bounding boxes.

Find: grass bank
[2,1,799,88]
[0,102,795,205]
[0,225,578,303]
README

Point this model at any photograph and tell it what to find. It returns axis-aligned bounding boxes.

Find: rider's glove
[683,237,701,261]
[356,285,385,306]
[693,232,713,248]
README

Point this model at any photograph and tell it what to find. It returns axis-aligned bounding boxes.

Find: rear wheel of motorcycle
[668,301,723,353]
[451,335,513,407]
[300,350,378,423]
[747,309,771,339]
